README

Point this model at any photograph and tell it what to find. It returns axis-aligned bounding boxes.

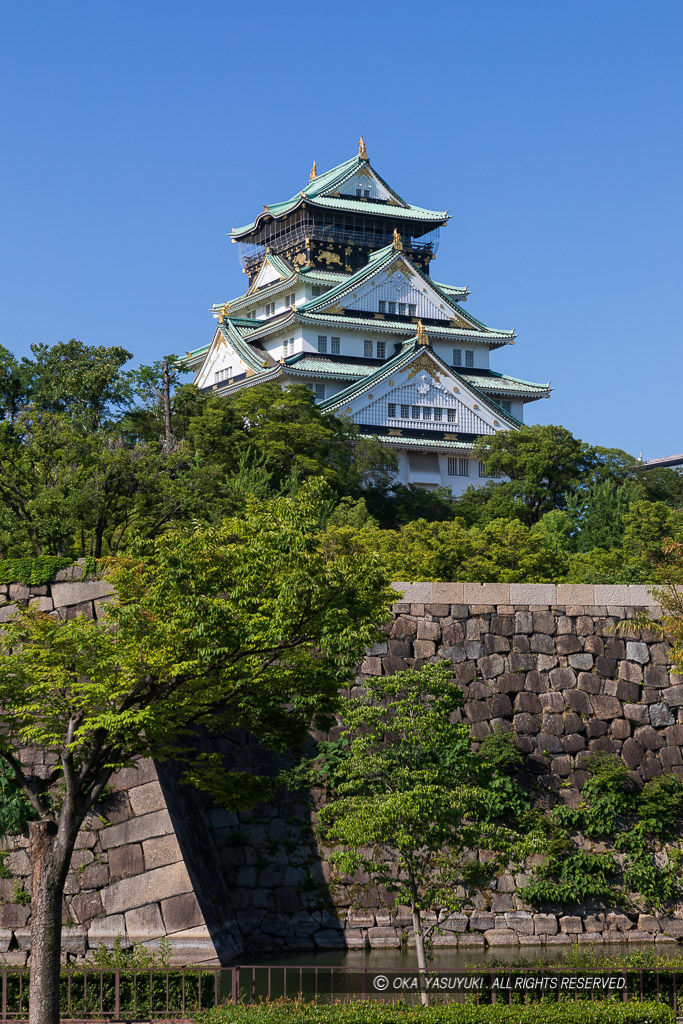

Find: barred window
[376,341,386,359]
[331,336,340,355]
[378,301,386,313]
[364,340,373,357]
[317,335,327,353]
[314,383,325,400]
[448,458,469,477]
[400,404,410,418]
[452,349,462,366]
[412,406,420,419]
[388,301,396,315]
[465,350,474,367]
[422,407,432,420]
[408,303,416,316]
[447,409,457,423]
[388,403,396,418]
[501,400,512,412]
[433,407,443,421]
[215,366,232,384]
[312,286,322,297]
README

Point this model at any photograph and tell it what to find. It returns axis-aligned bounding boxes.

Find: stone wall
[1,575,683,962]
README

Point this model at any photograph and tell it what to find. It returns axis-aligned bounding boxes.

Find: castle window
[312,286,322,297]
[285,292,295,306]
[400,404,410,418]
[314,383,325,400]
[412,406,420,419]
[376,341,386,359]
[422,407,432,420]
[265,302,276,317]
[500,400,512,413]
[452,349,462,366]
[364,340,373,358]
[331,336,340,354]
[355,188,362,197]
[215,366,232,384]
[364,189,370,199]
[408,304,416,316]
[317,335,327,353]
[398,303,406,316]
[448,458,469,477]
[465,350,474,367]
[433,408,443,421]
[388,403,396,418]
[388,301,396,315]
[378,301,386,313]
[480,462,501,479]
[447,409,457,423]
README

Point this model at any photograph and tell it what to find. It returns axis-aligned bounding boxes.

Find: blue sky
[1,2,681,459]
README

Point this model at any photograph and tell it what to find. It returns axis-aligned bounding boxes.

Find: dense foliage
[0,339,680,581]
[197,1000,675,1024]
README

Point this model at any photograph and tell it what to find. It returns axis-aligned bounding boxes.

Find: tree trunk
[162,363,173,448]
[411,905,430,1007]
[28,820,77,1024]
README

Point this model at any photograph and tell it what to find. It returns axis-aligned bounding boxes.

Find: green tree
[315,663,528,1003]
[471,424,596,524]
[0,480,394,1024]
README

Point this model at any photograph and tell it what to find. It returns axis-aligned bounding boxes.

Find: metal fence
[0,965,679,1020]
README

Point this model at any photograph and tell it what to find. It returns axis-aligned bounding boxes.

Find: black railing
[0,965,679,1018]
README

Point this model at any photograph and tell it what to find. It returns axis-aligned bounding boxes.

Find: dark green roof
[230,154,448,239]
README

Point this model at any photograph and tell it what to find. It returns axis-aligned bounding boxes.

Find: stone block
[51,580,114,609]
[550,667,576,690]
[591,694,623,719]
[484,929,519,946]
[611,718,631,740]
[479,654,505,678]
[417,619,440,641]
[504,911,534,935]
[100,809,173,850]
[463,583,510,604]
[535,914,558,935]
[0,930,11,953]
[556,585,595,604]
[637,915,660,933]
[560,916,583,934]
[0,905,29,929]
[634,725,665,750]
[457,933,485,947]
[664,685,683,707]
[498,672,525,693]
[531,634,554,654]
[661,746,682,769]
[510,584,556,605]
[81,863,110,889]
[344,929,369,948]
[627,642,650,665]
[71,891,103,925]
[539,692,565,713]
[619,661,643,684]
[0,604,18,623]
[129,781,167,817]
[108,843,144,880]
[124,903,165,943]
[515,692,542,714]
[650,703,674,727]
[470,911,495,931]
[513,713,539,734]
[644,665,669,688]
[440,913,468,932]
[622,738,644,768]
[102,861,192,915]
[142,834,182,871]
[556,635,584,655]
[430,582,463,605]
[391,582,432,603]
[568,653,594,670]
[161,891,204,933]
[606,912,635,931]
[367,927,401,948]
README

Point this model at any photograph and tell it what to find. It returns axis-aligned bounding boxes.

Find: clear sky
[1,2,681,459]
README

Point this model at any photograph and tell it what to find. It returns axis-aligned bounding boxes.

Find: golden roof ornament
[309,161,317,181]
[416,320,428,346]
[220,302,230,320]
[358,135,368,160]
[392,228,403,251]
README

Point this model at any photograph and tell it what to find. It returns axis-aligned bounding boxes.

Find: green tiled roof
[230,154,448,239]
[461,371,550,396]
[433,280,468,299]
[285,354,378,379]
[359,433,472,450]
[297,311,512,344]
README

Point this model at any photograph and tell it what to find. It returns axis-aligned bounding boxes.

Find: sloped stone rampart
[1,574,682,961]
